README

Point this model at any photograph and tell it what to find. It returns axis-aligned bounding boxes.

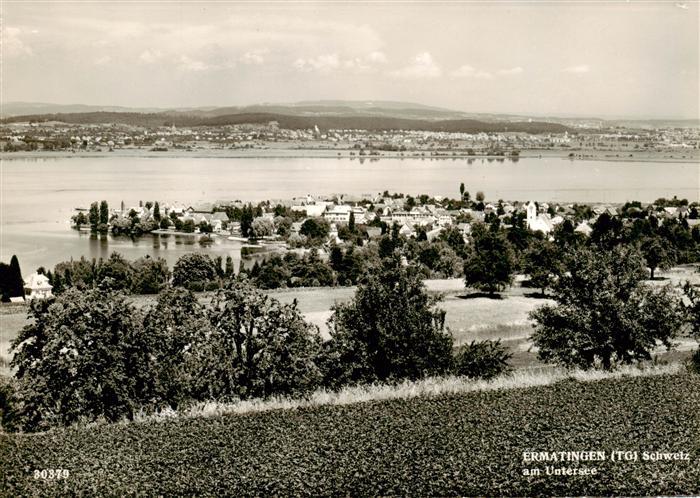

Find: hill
[0,111,571,134]
[2,372,698,496]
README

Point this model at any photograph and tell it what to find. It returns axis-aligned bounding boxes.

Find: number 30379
[34,469,69,479]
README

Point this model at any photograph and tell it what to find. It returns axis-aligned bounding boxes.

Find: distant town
[3,119,699,160]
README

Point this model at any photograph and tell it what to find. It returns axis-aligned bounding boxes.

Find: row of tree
[46,254,170,295]
[2,257,509,431]
[3,242,698,432]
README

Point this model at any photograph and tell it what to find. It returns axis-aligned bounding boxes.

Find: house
[575,221,593,236]
[188,203,214,214]
[324,205,366,224]
[366,227,382,239]
[390,207,436,226]
[323,205,352,223]
[399,223,415,237]
[291,203,328,217]
[24,272,53,300]
[212,211,230,223]
[426,227,443,242]
[663,207,679,218]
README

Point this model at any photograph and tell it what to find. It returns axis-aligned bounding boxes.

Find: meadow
[1,370,698,496]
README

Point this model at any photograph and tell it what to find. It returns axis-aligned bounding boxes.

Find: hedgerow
[1,373,698,496]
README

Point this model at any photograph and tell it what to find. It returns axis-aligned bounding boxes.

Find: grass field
[1,371,698,496]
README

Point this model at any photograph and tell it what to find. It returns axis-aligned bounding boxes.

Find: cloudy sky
[2,1,698,118]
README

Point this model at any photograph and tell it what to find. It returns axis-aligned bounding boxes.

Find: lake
[1,155,698,273]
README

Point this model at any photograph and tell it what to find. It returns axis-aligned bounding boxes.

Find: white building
[24,273,53,300]
[526,201,554,234]
[323,205,366,224]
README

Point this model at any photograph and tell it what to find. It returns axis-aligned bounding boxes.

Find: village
[71,191,700,255]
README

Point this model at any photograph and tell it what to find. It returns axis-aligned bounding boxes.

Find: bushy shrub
[142,288,212,408]
[172,253,218,289]
[463,223,516,295]
[207,278,323,399]
[688,348,700,375]
[321,256,454,388]
[131,256,170,294]
[9,289,148,430]
[0,376,18,430]
[96,252,134,291]
[454,340,512,380]
[531,246,687,370]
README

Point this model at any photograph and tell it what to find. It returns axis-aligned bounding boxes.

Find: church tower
[526,201,537,229]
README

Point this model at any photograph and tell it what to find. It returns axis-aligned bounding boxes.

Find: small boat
[227,236,249,242]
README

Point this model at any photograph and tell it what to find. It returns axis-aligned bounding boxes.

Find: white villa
[24,272,53,300]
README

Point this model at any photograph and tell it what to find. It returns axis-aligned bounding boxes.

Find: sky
[1,1,698,119]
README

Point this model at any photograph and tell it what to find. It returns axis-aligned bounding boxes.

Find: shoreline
[1,148,698,163]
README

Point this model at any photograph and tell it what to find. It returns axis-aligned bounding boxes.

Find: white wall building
[24,273,53,300]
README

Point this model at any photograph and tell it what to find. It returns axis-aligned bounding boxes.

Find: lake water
[1,155,698,273]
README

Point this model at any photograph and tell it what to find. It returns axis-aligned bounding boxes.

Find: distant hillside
[0,102,168,117]
[1,111,571,134]
[1,100,472,120]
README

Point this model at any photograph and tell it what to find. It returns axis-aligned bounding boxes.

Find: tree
[96,252,133,291]
[9,289,148,430]
[99,200,109,226]
[348,211,356,232]
[293,249,335,287]
[208,278,323,399]
[131,256,170,294]
[8,255,25,299]
[275,216,293,238]
[225,256,235,278]
[454,340,512,380]
[523,239,561,295]
[530,246,686,370]
[0,264,13,302]
[172,253,218,289]
[683,281,700,339]
[475,191,485,203]
[71,211,87,230]
[153,201,161,221]
[240,204,254,237]
[254,255,292,289]
[183,219,196,233]
[640,235,675,279]
[300,217,330,244]
[329,245,344,272]
[463,223,516,295]
[321,256,453,387]
[590,212,623,249]
[88,202,99,231]
[142,288,211,408]
[250,217,275,238]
